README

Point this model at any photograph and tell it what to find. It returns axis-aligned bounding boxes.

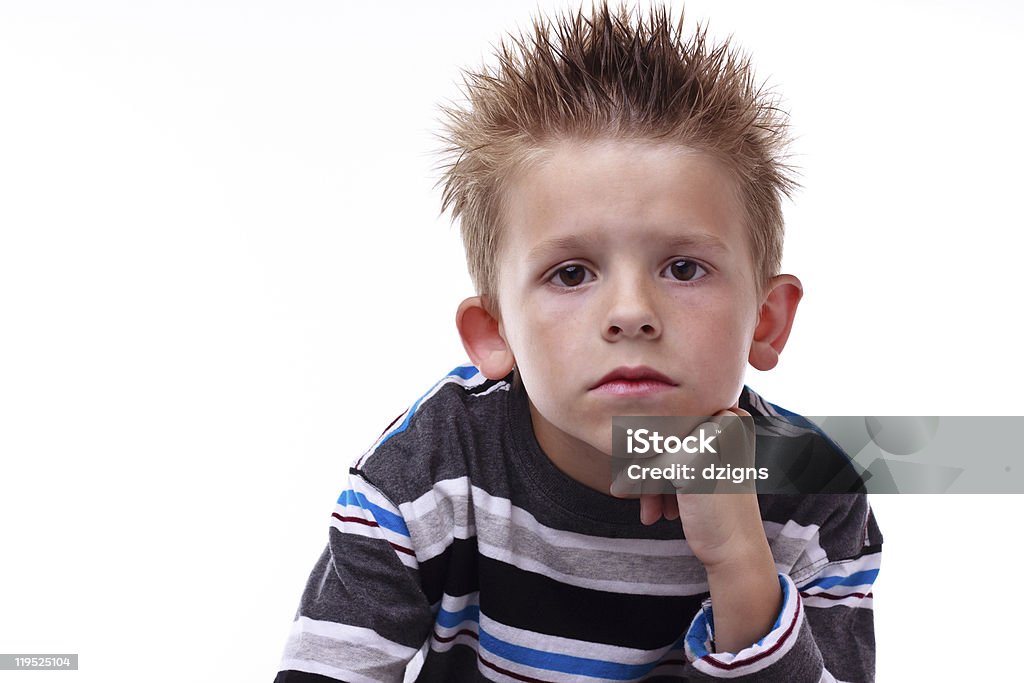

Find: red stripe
[702,593,802,670]
[432,628,479,644]
[801,591,873,601]
[388,541,416,556]
[332,513,378,528]
[332,513,415,556]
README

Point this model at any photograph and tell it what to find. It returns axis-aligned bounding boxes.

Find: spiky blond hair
[438,2,798,309]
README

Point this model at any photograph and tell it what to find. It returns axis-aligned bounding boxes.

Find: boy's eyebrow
[527,232,731,262]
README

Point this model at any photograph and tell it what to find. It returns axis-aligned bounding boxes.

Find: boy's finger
[662,494,679,520]
[639,494,663,525]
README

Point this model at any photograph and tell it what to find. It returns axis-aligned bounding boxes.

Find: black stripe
[417,536,481,605]
[845,543,883,561]
[274,670,349,683]
[467,376,505,396]
[476,554,705,648]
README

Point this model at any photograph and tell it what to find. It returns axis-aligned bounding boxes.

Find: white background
[1,1,1022,681]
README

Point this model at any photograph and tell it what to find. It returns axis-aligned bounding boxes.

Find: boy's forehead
[500,139,751,260]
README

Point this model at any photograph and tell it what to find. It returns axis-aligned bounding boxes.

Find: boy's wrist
[703,540,777,597]
[704,560,783,653]
[700,523,775,576]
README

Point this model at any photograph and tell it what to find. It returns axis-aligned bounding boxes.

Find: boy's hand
[637,407,762,567]
[636,407,783,653]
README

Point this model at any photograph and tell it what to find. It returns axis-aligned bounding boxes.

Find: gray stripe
[475,503,709,585]
[284,631,409,681]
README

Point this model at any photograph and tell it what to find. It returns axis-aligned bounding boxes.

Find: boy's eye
[664,259,707,282]
[550,264,592,287]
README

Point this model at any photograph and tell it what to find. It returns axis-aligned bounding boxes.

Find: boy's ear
[748,275,803,371]
[456,297,516,380]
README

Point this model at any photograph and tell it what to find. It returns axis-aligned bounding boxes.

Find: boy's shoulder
[350,364,518,505]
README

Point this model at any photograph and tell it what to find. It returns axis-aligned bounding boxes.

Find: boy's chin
[578,435,614,459]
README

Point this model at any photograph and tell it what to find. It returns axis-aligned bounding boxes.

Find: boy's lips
[589,366,677,396]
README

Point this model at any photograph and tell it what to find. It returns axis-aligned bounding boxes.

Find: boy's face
[494,139,764,464]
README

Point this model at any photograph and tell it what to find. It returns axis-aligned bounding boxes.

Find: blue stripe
[436,606,664,679]
[378,365,481,448]
[479,629,657,680]
[800,569,878,591]
[336,489,410,537]
[685,608,711,658]
[448,365,479,379]
[435,605,480,629]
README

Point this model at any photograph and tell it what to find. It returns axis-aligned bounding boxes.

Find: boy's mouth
[589,366,678,396]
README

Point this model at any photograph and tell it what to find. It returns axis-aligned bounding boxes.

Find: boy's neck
[527,399,615,495]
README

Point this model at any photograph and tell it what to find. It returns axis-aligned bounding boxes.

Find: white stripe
[436,591,479,613]
[803,594,873,610]
[330,516,390,542]
[801,583,873,599]
[403,477,473,519]
[473,657,516,683]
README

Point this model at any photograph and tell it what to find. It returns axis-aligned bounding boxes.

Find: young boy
[276,4,881,682]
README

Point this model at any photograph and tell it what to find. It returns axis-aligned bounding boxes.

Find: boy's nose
[602,278,662,342]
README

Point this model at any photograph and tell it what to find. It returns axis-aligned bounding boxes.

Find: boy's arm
[275,472,433,683]
[681,494,882,683]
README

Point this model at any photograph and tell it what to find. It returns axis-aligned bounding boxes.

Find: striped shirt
[276,366,882,682]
